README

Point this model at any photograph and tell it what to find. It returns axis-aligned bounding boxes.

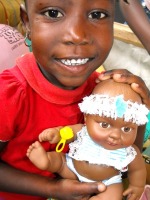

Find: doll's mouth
[107,142,118,146]
[60,58,90,66]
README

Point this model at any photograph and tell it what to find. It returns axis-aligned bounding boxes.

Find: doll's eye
[44,9,63,19]
[121,127,132,133]
[99,122,110,128]
[89,11,106,19]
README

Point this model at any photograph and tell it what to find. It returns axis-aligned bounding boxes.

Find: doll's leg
[90,183,123,200]
[27,141,77,179]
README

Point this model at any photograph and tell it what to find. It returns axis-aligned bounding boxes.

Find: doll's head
[79,79,149,150]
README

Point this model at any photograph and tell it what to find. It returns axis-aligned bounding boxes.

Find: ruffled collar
[17,53,98,105]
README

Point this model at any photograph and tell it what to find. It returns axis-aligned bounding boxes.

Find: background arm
[120,0,150,54]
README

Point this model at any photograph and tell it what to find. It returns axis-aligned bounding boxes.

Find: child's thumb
[97,182,106,192]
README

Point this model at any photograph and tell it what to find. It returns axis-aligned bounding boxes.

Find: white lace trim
[79,94,149,125]
[68,127,137,172]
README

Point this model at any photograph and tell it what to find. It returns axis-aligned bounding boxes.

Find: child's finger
[80,181,106,194]
[98,69,132,81]
[131,83,150,109]
[123,187,132,197]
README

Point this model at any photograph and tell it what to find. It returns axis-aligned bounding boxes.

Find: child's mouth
[60,58,90,66]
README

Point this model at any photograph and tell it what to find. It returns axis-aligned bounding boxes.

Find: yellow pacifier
[56,126,74,152]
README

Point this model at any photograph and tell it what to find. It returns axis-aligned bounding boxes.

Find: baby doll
[27,79,149,200]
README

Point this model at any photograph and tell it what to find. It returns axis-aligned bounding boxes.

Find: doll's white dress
[66,126,137,185]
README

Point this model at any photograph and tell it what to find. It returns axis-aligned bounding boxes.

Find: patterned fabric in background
[0,0,25,34]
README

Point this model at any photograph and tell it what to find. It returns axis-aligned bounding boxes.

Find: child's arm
[0,141,105,199]
[123,145,146,200]
[120,0,150,54]
[39,124,83,143]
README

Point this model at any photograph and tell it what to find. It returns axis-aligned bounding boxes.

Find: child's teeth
[61,58,89,66]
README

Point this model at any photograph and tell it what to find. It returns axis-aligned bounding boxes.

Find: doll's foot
[27,141,49,170]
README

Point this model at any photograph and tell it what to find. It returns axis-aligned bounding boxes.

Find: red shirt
[0,53,98,200]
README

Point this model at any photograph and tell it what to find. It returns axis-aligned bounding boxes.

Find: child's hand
[39,127,61,143]
[50,179,106,200]
[123,185,144,200]
[96,69,150,109]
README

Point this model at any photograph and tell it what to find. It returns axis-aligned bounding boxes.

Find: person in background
[120,0,150,54]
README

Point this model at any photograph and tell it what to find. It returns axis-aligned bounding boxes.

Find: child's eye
[44,9,63,19]
[121,127,132,133]
[88,11,106,20]
[99,122,110,128]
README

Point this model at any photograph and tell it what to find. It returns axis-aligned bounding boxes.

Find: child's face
[85,114,138,150]
[22,0,115,89]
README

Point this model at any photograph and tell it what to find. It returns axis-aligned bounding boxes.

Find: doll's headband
[79,94,149,125]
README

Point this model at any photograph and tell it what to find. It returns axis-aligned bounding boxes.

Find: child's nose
[62,17,92,45]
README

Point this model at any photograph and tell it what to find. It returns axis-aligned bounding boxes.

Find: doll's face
[85,114,138,150]
[84,80,141,150]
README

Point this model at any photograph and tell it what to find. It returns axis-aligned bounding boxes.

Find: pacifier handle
[56,127,74,152]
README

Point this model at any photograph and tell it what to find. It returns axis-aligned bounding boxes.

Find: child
[0,0,150,199]
[27,79,148,200]
[120,0,150,54]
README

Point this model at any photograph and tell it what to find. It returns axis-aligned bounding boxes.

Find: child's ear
[20,3,30,33]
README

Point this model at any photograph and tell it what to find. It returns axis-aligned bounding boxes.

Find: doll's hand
[50,179,106,200]
[39,127,61,143]
[123,185,144,200]
[96,69,150,109]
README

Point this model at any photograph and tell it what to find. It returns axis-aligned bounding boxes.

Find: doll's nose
[109,130,121,140]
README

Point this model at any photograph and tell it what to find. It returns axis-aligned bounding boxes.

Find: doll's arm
[123,145,146,200]
[39,124,83,143]
[39,126,62,143]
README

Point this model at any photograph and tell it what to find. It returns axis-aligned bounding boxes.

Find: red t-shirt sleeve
[0,69,27,141]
